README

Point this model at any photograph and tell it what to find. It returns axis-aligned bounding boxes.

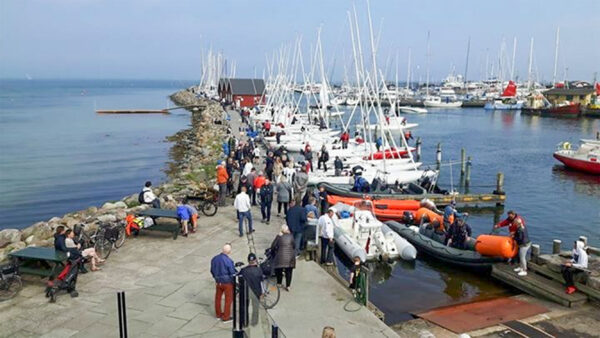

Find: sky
[1,0,599,83]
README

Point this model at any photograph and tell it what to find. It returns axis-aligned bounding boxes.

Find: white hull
[423,100,462,108]
[398,106,428,114]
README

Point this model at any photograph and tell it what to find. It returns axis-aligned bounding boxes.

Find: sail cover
[501,81,517,97]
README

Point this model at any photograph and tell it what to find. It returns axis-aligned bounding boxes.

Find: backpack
[138,190,145,204]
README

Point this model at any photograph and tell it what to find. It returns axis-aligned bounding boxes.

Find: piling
[465,156,472,187]
[416,137,422,161]
[494,172,505,195]
[552,239,562,254]
[596,131,600,140]
[531,244,541,264]
[436,143,442,170]
[460,148,466,176]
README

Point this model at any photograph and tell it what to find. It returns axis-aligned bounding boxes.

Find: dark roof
[543,87,595,96]
[219,78,265,95]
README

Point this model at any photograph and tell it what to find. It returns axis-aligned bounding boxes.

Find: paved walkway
[0,108,396,338]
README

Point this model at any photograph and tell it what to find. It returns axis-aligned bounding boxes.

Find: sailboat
[483,81,524,110]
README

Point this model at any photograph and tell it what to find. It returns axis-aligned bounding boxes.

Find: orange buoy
[414,207,443,225]
[475,234,518,258]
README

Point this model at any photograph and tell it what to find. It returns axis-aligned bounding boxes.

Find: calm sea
[328,107,600,324]
[0,79,194,230]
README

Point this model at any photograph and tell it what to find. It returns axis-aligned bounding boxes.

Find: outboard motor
[402,211,414,224]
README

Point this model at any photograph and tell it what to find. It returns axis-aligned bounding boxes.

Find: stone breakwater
[0,89,227,263]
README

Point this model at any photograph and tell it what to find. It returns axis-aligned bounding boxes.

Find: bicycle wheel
[260,278,280,309]
[114,225,126,249]
[95,231,112,260]
[0,276,23,302]
[201,201,218,217]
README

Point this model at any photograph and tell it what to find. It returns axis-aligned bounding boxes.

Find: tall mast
[464,37,471,90]
[510,37,517,81]
[527,37,534,90]
[406,48,411,90]
[553,27,560,86]
[426,31,430,97]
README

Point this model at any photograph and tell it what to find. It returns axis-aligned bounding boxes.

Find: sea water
[0,79,194,230]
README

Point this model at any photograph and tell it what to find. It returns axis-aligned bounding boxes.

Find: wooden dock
[96,109,169,114]
[491,263,588,308]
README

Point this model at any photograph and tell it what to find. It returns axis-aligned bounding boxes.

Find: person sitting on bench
[561,240,589,295]
[54,226,80,258]
[141,181,161,208]
[65,229,104,271]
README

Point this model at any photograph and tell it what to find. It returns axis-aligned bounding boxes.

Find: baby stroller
[45,256,82,303]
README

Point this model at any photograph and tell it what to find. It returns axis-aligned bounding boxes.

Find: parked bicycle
[0,262,22,301]
[75,220,126,260]
[185,191,218,217]
[235,250,280,309]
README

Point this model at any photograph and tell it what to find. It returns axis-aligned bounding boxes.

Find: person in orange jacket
[216,161,229,206]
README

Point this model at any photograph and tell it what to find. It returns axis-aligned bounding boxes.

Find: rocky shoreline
[0,88,227,263]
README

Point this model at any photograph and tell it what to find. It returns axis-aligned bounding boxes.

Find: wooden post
[436,143,442,170]
[531,244,541,264]
[552,239,562,254]
[495,172,505,195]
[416,137,422,162]
[465,156,472,187]
[578,236,588,246]
[596,131,600,140]
[460,148,466,176]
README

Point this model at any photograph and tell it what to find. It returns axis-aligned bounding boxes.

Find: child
[349,256,362,295]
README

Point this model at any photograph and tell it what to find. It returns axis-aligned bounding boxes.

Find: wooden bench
[491,263,587,307]
[135,208,181,239]
[9,247,68,279]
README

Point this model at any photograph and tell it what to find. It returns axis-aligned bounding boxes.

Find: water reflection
[551,165,600,196]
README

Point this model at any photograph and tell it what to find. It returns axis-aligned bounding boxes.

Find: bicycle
[235,254,280,309]
[75,220,126,260]
[0,262,22,301]
[185,191,218,217]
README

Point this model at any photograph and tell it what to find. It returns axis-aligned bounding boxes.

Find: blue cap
[217,160,223,165]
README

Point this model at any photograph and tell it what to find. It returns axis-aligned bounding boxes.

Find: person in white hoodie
[142,181,161,208]
[561,240,589,294]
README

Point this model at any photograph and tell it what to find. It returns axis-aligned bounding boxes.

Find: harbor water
[331,107,600,324]
[0,79,193,230]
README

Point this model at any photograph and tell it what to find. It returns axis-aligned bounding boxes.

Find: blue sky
[1,0,598,82]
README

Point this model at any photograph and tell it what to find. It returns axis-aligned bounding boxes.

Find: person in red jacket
[340,131,350,149]
[253,171,266,192]
[493,210,525,237]
[216,161,229,206]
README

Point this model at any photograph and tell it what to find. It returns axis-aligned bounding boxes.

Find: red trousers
[214,282,233,320]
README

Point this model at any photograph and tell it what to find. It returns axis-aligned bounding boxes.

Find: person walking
[234,186,254,237]
[216,161,229,207]
[270,225,296,291]
[276,176,292,217]
[286,200,307,257]
[273,157,284,183]
[210,244,236,323]
[259,179,274,224]
[318,208,336,265]
[317,145,329,172]
[293,165,309,204]
[247,168,257,206]
[334,156,343,176]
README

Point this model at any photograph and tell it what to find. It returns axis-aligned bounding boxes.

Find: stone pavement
[1,201,396,338]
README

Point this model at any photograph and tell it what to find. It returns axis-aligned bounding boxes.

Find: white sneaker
[518,270,527,277]
[513,267,522,272]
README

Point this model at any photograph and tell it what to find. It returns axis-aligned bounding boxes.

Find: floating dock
[96,109,169,114]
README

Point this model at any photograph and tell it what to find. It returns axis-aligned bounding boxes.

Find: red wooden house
[218,78,265,108]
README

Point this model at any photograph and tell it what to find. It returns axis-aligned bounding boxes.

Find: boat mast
[463,37,471,91]
[553,27,560,86]
[406,48,411,91]
[426,31,430,98]
[527,37,534,90]
[510,37,517,81]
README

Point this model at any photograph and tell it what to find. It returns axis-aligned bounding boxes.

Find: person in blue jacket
[210,243,237,323]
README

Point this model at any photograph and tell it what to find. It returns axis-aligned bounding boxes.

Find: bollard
[117,291,128,338]
[271,325,279,338]
[416,137,422,162]
[494,172,505,195]
[436,143,442,170]
[597,131,600,140]
[461,148,466,176]
[531,244,541,264]
[552,239,562,254]
[579,236,588,246]
[465,156,472,187]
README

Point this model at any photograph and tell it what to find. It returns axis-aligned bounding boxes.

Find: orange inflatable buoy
[475,235,518,259]
[414,207,443,225]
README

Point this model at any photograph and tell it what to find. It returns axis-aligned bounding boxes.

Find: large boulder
[114,201,128,209]
[24,235,35,245]
[61,217,79,228]
[0,229,21,249]
[97,214,117,223]
[102,202,117,210]
[32,223,55,241]
[21,222,45,241]
[85,206,98,215]
[4,241,26,253]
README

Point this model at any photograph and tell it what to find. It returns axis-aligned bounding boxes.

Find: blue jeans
[238,211,253,236]
[293,232,303,256]
[260,200,272,222]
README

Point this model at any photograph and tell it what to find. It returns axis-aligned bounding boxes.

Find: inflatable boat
[320,182,449,201]
[385,221,515,269]
[330,201,417,262]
